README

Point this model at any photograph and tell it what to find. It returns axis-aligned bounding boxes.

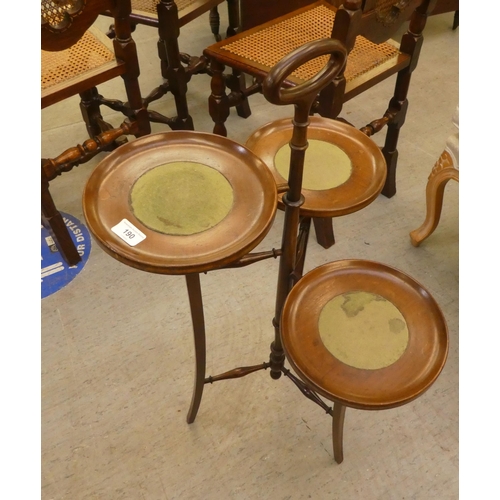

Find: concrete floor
[41,8,459,500]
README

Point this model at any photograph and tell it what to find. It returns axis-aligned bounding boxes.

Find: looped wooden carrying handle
[262,38,347,112]
[261,39,348,195]
[264,41,347,358]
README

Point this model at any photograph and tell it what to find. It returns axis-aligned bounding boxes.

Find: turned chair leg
[226,0,240,37]
[209,7,221,41]
[79,87,123,143]
[381,101,405,198]
[381,4,430,198]
[41,168,81,267]
[332,402,346,464]
[207,61,251,136]
[157,0,195,131]
[208,59,231,136]
[226,69,252,119]
[410,150,459,247]
[79,87,106,138]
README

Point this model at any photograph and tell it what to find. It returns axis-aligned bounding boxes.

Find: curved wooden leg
[332,402,346,464]
[185,273,207,424]
[410,151,459,247]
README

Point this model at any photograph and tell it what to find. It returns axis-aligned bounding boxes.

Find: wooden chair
[121,0,239,41]
[41,0,150,266]
[410,106,458,246]
[204,0,438,248]
[105,0,240,131]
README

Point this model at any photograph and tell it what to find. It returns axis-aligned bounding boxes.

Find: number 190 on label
[111,219,147,246]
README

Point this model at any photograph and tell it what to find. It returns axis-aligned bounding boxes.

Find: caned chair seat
[204,0,436,249]
[204,1,409,103]
[42,28,120,108]
[246,116,387,218]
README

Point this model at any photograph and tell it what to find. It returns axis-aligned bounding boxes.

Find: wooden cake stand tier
[246,116,387,217]
[281,259,449,411]
[83,131,278,275]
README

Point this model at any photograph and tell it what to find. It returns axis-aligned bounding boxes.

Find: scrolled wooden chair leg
[410,150,459,246]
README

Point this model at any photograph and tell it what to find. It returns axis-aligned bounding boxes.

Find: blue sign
[41,212,91,299]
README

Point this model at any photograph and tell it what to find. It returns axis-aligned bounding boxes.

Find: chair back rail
[358,0,436,44]
[41,0,123,51]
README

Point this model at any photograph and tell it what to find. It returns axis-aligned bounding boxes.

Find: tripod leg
[185,273,207,424]
[332,402,346,464]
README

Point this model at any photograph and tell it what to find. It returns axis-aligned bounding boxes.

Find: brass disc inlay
[274,139,352,190]
[318,291,409,370]
[130,162,234,236]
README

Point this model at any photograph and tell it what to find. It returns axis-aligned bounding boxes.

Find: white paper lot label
[111,219,146,246]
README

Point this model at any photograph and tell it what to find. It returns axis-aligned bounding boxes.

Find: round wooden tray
[281,259,449,410]
[83,132,278,275]
[245,116,387,217]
